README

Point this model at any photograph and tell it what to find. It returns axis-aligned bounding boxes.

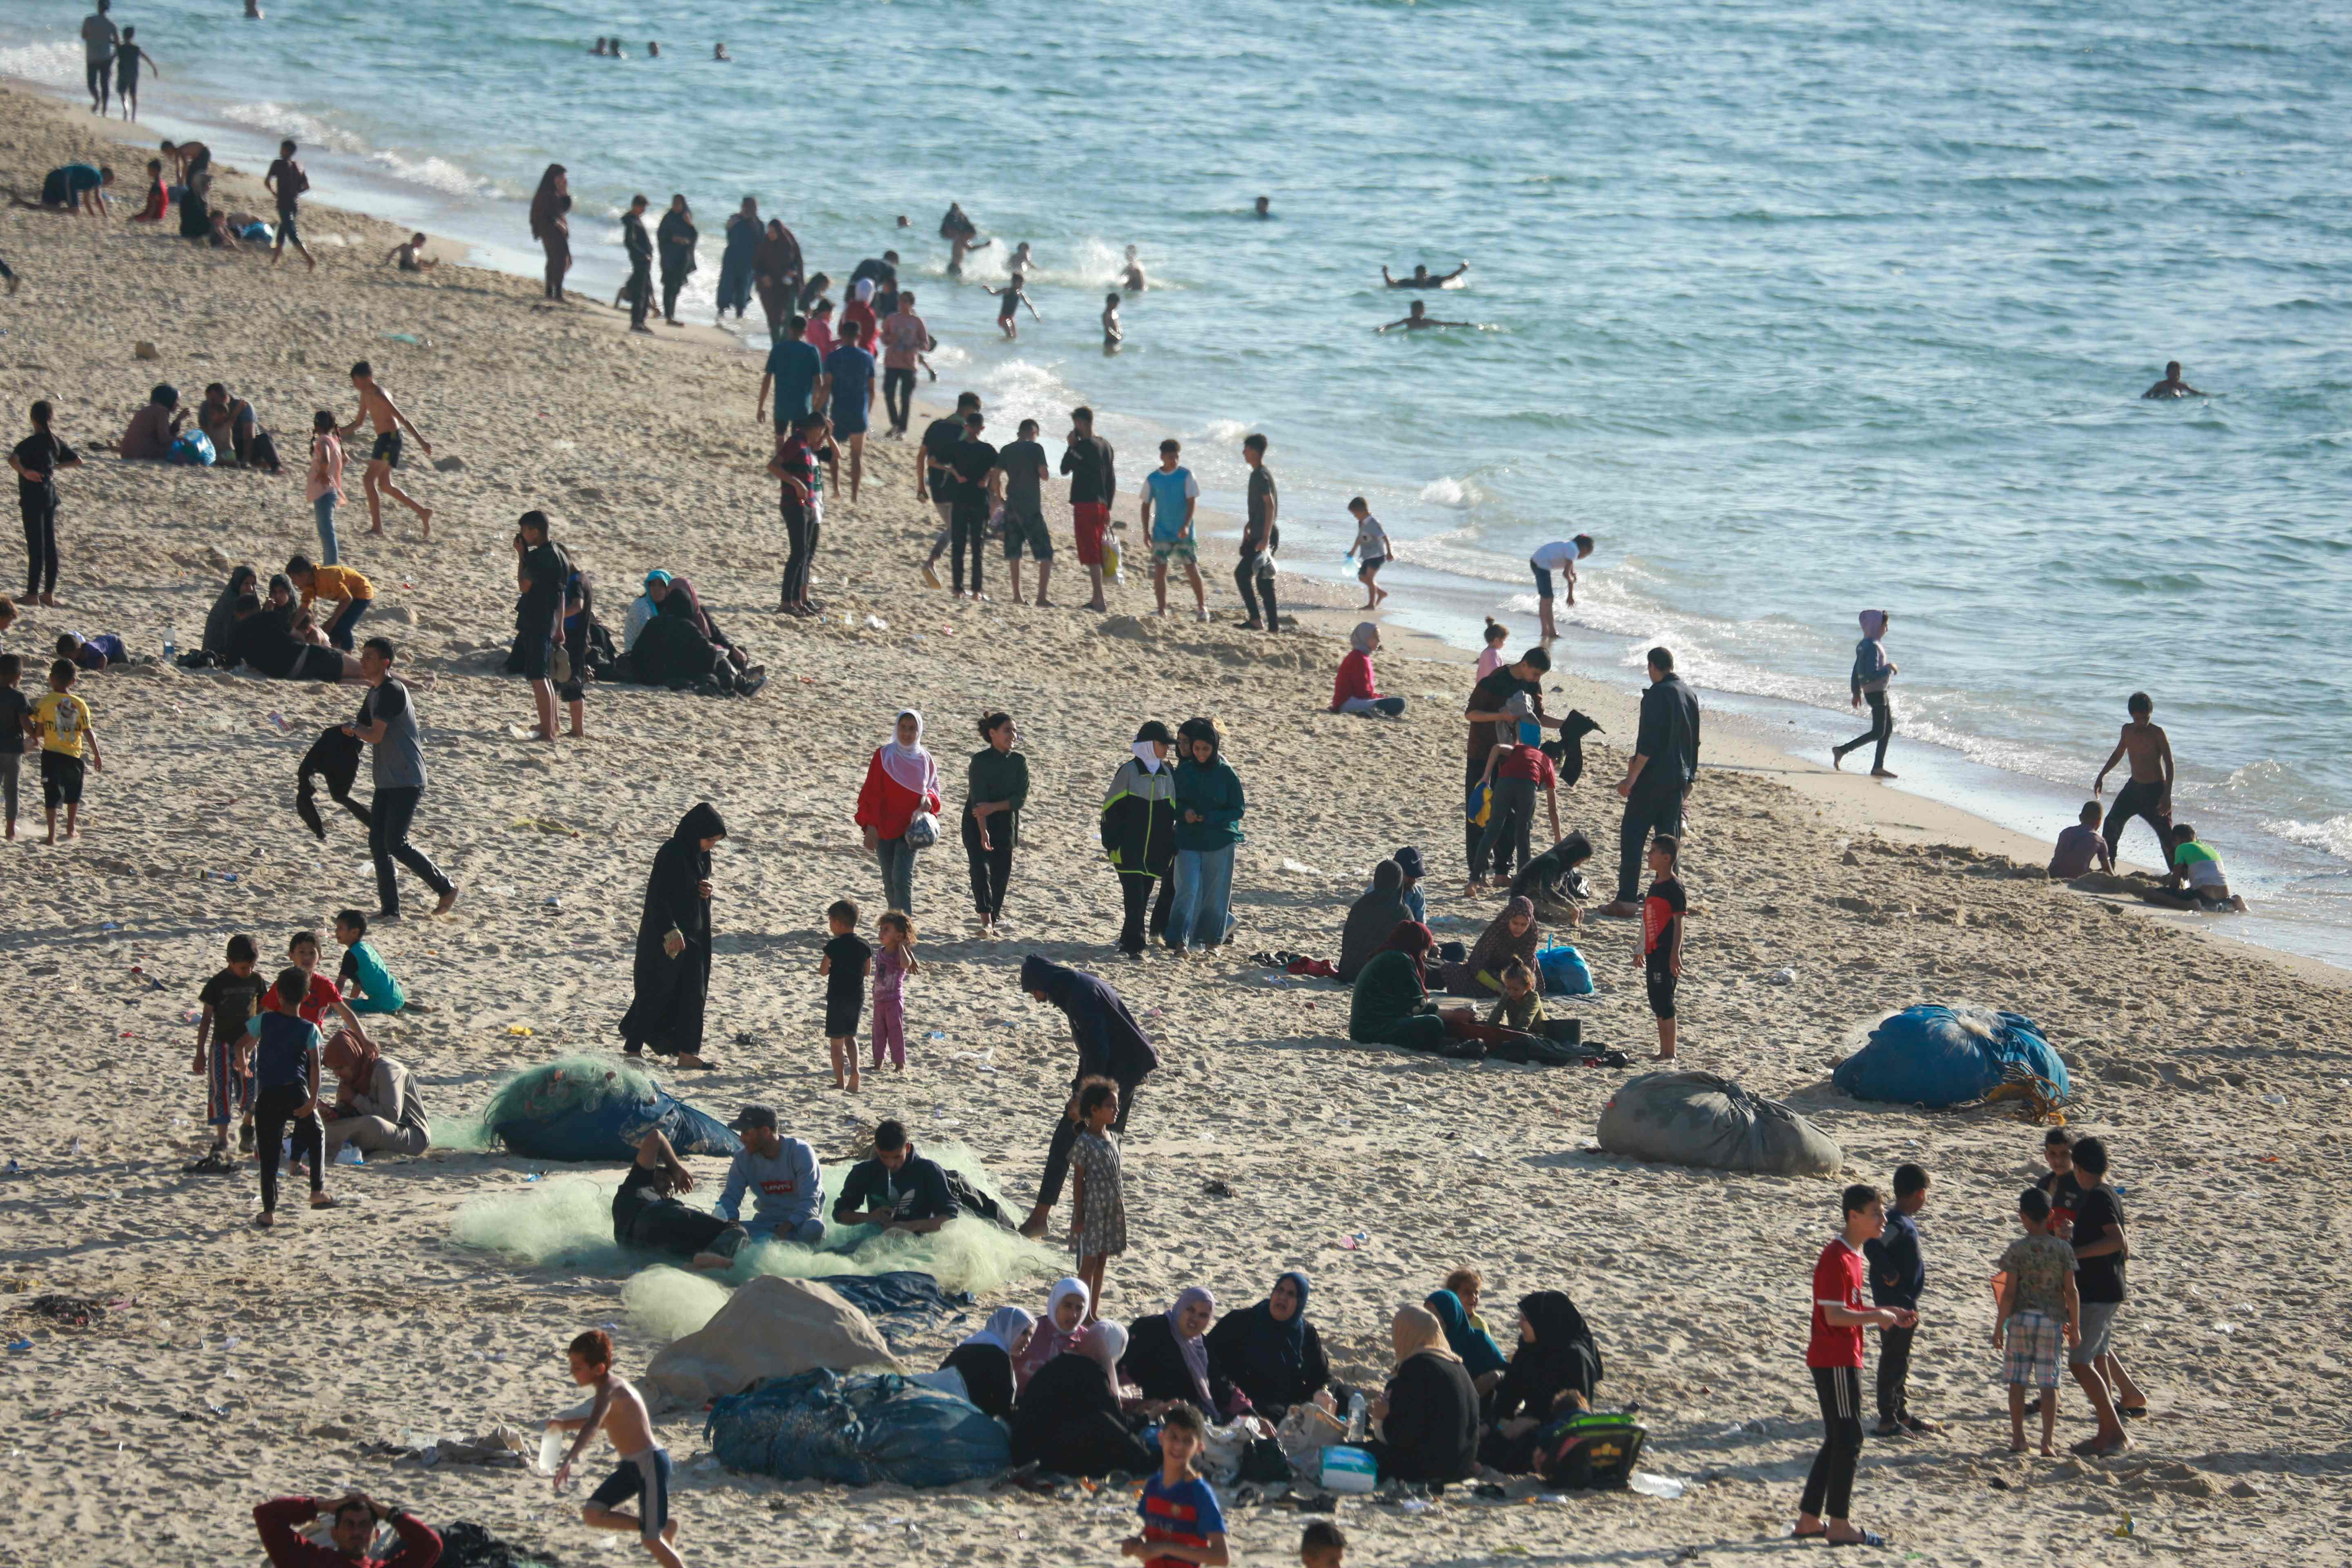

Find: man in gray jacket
[715,1104,824,1245]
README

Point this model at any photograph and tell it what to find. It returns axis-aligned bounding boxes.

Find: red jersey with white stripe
[1806,1237,1867,1368]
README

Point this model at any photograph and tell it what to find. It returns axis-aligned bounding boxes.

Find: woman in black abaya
[620,802,726,1068]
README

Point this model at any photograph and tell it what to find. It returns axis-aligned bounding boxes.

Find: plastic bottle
[538,1426,566,1476]
[1344,1390,1368,1443]
[163,626,176,664]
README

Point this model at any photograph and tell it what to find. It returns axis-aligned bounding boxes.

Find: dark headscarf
[674,801,726,844]
[204,564,259,655]
[1520,1290,1601,1385]
[1454,896,1540,993]
[1255,1270,1312,1370]
[529,164,567,241]
[1381,920,1436,987]
[1019,955,1160,1081]
[1339,861,1410,982]
[1424,1288,1509,1378]
[662,575,718,640]
[755,219,803,283]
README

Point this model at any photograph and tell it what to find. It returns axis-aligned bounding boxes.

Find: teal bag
[167,430,216,467]
[1536,944,1592,996]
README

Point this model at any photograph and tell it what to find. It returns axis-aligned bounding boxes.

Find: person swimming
[713,41,730,59]
[1120,245,1147,292]
[1254,195,1271,218]
[2141,360,2205,399]
[1379,299,1473,333]
[1383,261,1469,289]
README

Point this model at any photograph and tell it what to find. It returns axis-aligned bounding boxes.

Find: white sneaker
[1195,608,1210,623]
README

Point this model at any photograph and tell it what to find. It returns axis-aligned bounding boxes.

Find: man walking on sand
[82,1,120,116]
[338,362,434,540]
[1139,438,1205,621]
[2092,691,2174,877]
[1060,405,1117,612]
[621,194,655,334]
[342,637,459,920]
[264,138,317,272]
[1598,646,1700,918]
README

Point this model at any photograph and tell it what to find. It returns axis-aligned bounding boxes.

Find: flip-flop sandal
[1791,1529,1828,1541]
[1827,1532,1887,1549]
[2119,1405,2148,1420]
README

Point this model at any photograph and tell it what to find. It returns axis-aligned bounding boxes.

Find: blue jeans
[313,494,340,565]
[325,597,370,651]
[876,834,916,915]
[1167,844,1236,950]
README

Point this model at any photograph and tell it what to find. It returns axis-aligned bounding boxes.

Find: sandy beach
[5,84,2350,1566]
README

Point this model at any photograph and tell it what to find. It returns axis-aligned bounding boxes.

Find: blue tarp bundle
[817,1271,974,1349]
[1832,1006,2069,1109]
[483,1055,742,1163]
[706,1368,1011,1488]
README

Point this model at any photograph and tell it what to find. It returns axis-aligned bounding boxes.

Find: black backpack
[1532,1411,1646,1490]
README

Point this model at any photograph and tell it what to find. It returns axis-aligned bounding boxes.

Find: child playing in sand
[386,232,438,272]
[1299,1521,1346,1568]
[1484,957,1546,1033]
[1476,617,1509,679]
[1343,498,1390,610]
[33,657,100,843]
[1639,834,1684,1059]
[1069,1078,1127,1314]
[1992,1186,2078,1454]
[2139,822,2250,912]
[190,933,265,1169]
[245,965,335,1225]
[1862,1163,1939,1437]
[1120,1401,1228,1566]
[1792,1183,1917,1548]
[0,653,27,840]
[56,630,127,673]
[1102,292,1123,348]
[871,910,918,1073]
[820,898,872,1091]
[2047,800,2114,880]
[333,909,407,1014]
[550,1328,685,1567]
[991,273,1040,341]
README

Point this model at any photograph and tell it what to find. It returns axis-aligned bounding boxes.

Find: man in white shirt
[1529,535,1595,639]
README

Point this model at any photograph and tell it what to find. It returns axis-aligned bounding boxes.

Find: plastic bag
[168,431,217,467]
[903,811,940,850]
[1536,944,1593,996]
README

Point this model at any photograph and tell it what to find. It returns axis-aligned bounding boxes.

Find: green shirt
[1349,949,1435,1042]
[1172,755,1246,853]
[965,746,1029,848]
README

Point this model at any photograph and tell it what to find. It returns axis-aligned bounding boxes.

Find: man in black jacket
[1599,646,1699,916]
[621,194,654,334]
[832,1120,958,1234]
[1016,953,1161,1236]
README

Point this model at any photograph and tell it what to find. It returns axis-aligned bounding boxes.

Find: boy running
[1343,498,1390,609]
[337,361,434,539]
[550,1328,685,1567]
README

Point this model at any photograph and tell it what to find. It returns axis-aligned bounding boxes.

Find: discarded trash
[1771,968,1796,985]
[384,332,425,345]
[1626,1472,1686,1499]
[1338,1230,1368,1251]
[5,1339,29,1353]
[864,615,889,631]
[2261,1094,2288,1106]
[508,1025,535,1038]
[1280,858,1325,875]
[334,1145,365,1166]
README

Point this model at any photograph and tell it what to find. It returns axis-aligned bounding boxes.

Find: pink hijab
[878,709,938,795]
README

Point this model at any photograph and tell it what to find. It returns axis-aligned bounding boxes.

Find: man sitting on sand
[713,1103,824,1247]
[1383,261,1469,288]
[832,1119,958,1234]
[2141,361,2205,399]
[2047,802,2114,880]
[612,1127,748,1270]
[2138,822,2248,912]
[386,233,437,272]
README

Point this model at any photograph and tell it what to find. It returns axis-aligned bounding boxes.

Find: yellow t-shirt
[33,691,91,757]
[301,564,374,607]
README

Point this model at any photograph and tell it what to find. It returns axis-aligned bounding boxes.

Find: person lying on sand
[386,233,437,272]
[611,1127,748,1269]
[1383,261,1469,288]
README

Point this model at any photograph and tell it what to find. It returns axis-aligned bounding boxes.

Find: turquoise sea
[8,0,2352,964]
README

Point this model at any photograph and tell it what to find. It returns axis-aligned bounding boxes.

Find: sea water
[7,0,2350,964]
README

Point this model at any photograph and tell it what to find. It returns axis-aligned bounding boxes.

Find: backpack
[1532,1411,1646,1489]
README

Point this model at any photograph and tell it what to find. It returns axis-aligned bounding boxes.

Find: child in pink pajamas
[871,911,919,1071]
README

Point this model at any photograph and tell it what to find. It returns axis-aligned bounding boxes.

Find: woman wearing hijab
[630,589,755,695]
[1205,1270,1330,1420]
[714,196,760,323]
[1441,896,1541,999]
[663,575,747,669]
[623,569,669,654]
[1167,718,1245,956]
[1331,623,1407,717]
[178,147,214,242]
[1833,609,1897,777]
[1365,1304,1479,1483]
[619,803,726,1067]
[528,164,569,301]
[841,276,879,352]
[856,710,942,916]
[941,1305,1035,1420]
[319,1031,430,1160]
[1337,860,1410,983]
[1350,922,1545,1057]
[655,194,698,327]
[753,217,805,341]
[1011,1320,1154,1475]
[1017,955,1161,1238]
[1015,1277,1092,1390]
[1481,1292,1604,1472]
[1424,1287,1509,1392]
[202,564,259,659]
[963,711,1029,936]
[1100,721,1179,959]
[1121,1287,1237,1417]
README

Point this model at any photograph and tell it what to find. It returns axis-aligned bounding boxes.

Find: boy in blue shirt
[333,908,407,1013]
[1862,1162,1938,1436]
[1122,1401,1228,1567]
[245,966,338,1225]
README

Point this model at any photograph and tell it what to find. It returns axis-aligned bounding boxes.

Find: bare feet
[255,1212,274,1228]
[1019,1208,1051,1239]
[433,887,460,916]
[1831,748,1845,771]
[418,510,433,540]
[1652,1050,1676,1060]
[1870,768,1898,779]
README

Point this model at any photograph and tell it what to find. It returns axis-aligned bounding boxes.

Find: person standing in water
[337,362,434,539]
[621,195,655,334]
[1832,610,1898,777]
[2092,692,2174,872]
[82,1,120,116]
[1380,300,1473,332]
[112,27,160,122]
[2141,361,2205,399]
[655,194,697,327]
[1120,246,1147,292]
[1382,261,1469,288]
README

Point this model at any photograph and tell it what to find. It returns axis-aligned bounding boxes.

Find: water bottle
[538,1425,566,1476]
[163,625,176,664]
[1345,1390,1368,1443]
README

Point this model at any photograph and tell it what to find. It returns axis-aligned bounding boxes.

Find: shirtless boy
[1382,261,1469,288]
[338,361,434,539]
[550,1329,685,1567]
[2091,692,2172,875]
[1379,299,1472,332]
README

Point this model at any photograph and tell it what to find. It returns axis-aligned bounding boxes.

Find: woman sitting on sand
[1363,1304,1479,1484]
[628,581,762,695]
[1331,622,1407,717]
[1120,1286,1242,1419]
[1205,1270,1330,1421]
[1015,1277,1092,1389]
[663,575,748,670]
[622,569,670,653]
[201,564,259,659]
[940,1306,1035,1420]
[176,146,213,241]
[1348,922,1546,1058]
[1479,1291,1603,1473]
[1337,860,1410,983]
[1009,1321,1154,1477]
[1441,896,1541,999]
[1425,1287,1509,1394]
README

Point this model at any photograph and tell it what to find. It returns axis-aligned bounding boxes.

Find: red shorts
[1072,503,1109,566]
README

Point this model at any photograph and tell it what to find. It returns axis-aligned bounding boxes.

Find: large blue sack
[1536,944,1593,996]
[483,1055,742,1162]
[167,430,216,467]
[1832,1006,2068,1109]
[706,1368,1011,1488]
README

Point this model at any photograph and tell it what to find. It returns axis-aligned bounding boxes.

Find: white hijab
[852,276,875,303]
[1130,740,1165,774]
[1350,622,1379,655]
[957,1305,1037,1358]
[880,708,937,794]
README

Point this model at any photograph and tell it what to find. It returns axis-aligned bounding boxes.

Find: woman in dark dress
[1121,1286,1238,1418]
[715,198,760,321]
[618,802,724,1068]
[1365,1303,1479,1484]
[1204,1270,1330,1421]
[752,218,804,340]
[940,1305,1035,1421]
[1009,1321,1153,1476]
[1480,1291,1604,1473]
[529,164,569,300]
[655,195,698,326]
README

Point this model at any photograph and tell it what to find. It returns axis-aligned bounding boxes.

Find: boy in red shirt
[1639,834,1685,1059]
[1469,708,1561,890]
[1795,1183,1919,1548]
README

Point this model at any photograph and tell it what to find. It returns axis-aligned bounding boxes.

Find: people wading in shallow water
[620,802,726,1068]
[1833,610,1898,777]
